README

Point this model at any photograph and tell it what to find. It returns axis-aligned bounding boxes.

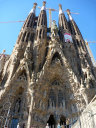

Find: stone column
[27,89,34,128]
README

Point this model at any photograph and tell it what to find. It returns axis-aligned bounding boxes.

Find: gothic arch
[12,63,31,83]
[17,70,27,81]
[11,87,24,121]
[49,51,64,66]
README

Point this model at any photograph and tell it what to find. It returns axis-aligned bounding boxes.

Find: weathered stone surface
[0,2,96,128]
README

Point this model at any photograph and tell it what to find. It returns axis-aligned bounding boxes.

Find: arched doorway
[60,116,66,126]
[47,114,55,128]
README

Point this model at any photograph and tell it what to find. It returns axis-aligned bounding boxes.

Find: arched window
[14,98,21,113]
[18,70,27,81]
[48,89,56,107]
[51,52,63,65]
[22,32,26,42]
[52,80,60,86]
[39,29,42,39]
[13,87,24,114]
[26,32,30,42]
[58,90,64,107]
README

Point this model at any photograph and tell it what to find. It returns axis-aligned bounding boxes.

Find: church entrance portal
[47,114,55,128]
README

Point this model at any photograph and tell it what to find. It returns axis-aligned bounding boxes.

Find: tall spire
[36,1,47,39]
[59,4,69,30]
[22,3,37,29]
[34,1,47,72]
[16,3,37,45]
[29,3,37,14]
[40,1,46,11]
[59,4,63,15]
[66,9,73,20]
[67,9,87,51]
[67,9,83,36]
[58,4,70,42]
[8,3,37,78]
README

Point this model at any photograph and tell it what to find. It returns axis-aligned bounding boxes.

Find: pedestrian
[22,123,25,128]
[17,123,20,128]
[57,123,61,128]
[66,118,70,128]
[61,124,65,128]
[45,123,49,128]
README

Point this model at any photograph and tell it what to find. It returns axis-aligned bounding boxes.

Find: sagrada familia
[0,1,96,128]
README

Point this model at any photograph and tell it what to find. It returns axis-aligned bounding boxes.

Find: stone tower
[0,2,96,128]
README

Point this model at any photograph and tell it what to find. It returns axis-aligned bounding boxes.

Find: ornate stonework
[0,2,96,128]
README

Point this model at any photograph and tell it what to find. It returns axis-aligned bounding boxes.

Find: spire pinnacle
[43,1,46,6]
[66,9,73,20]
[29,3,37,14]
[41,1,46,11]
[33,3,37,8]
[66,9,71,15]
[59,4,63,15]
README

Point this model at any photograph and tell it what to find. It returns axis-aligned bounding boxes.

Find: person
[22,123,25,128]
[45,123,49,128]
[61,124,65,128]
[17,123,20,128]
[57,123,61,128]
[66,118,70,128]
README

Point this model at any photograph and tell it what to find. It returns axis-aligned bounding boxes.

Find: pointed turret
[67,9,80,35]
[34,1,47,72]
[58,4,70,42]
[36,1,47,40]
[12,3,37,71]
[67,9,87,51]
[16,3,37,45]
[59,4,69,31]
[1,3,38,87]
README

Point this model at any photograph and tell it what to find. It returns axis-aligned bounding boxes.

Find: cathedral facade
[0,1,96,128]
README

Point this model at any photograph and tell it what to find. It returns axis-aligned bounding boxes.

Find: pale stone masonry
[0,1,96,128]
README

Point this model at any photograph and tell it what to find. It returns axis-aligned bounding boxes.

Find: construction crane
[46,8,57,28]
[38,6,57,28]
[0,21,24,23]
[64,9,79,15]
[85,40,96,67]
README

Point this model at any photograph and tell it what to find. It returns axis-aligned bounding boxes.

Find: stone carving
[0,2,96,128]
[14,98,21,113]
[24,42,32,60]
[51,20,59,38]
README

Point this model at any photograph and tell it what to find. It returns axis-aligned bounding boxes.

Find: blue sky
[0,0,96,61]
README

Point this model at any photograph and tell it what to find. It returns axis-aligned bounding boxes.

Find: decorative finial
[66,9,73,20]
[41,1,46,11]
[66,9,71,15]
[59,4,63,15]
[3,50,6,53]
[33,3,37,9]
[29,3,37,14]
[59,4,62,10]
[43,1,46,6]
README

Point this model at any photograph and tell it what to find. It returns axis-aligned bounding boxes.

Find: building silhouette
[0,1,96,128]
